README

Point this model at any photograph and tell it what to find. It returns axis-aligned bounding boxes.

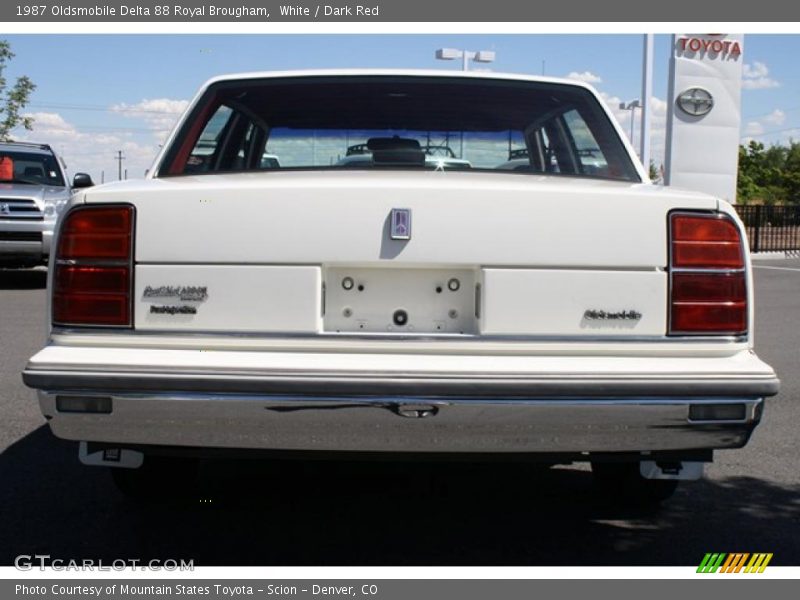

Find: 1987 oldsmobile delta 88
[22,70,780,503]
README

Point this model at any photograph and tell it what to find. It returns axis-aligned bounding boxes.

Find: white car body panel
[80,171,721,340]
[481,269,667,336]
[28,344,775,383]
[136,265,321,333]
[97,172,705,267]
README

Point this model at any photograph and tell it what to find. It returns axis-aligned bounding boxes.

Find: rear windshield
[0,150,65,187]
[160,76,640,183]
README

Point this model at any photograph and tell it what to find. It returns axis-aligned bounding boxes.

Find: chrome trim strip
[669,267,746,274]
[23,368,781,398]
[0,198,43,220]
[137,262,665,272]
[49,327,748,344]
[56,259,130,267]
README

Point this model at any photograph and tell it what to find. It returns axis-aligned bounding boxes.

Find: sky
[2,34,797,182]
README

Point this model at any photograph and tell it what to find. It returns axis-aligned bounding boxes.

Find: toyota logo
[677,87,714,117]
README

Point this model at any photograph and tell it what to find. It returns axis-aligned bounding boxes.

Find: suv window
[0,150,65,186]
[163,76,639,183]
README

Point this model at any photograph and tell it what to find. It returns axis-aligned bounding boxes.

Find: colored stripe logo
[697,553,773,573]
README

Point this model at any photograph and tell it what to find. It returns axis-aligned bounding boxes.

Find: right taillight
[53,205,134,328]
[669,212,747,336]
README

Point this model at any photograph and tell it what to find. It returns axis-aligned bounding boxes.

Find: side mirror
[72,173,94,188]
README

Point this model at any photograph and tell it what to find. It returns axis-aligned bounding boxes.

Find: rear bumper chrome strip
[23,368,781,398]
[35,391,765,454]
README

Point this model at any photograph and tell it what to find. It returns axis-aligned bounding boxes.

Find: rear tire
[591,462,679,505]
[110,456,199,502]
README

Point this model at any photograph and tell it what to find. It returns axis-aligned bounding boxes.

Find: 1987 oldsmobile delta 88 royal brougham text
[23,70,779,503]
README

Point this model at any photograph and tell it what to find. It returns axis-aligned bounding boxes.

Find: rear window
[161,76,640,183]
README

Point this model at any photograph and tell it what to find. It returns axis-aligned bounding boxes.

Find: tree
[0,40,36,141]
[648,160,659,181]
[782,142,800,202]
[737,141,790,205]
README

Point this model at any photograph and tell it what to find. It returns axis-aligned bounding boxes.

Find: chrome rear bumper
[34,391,764,454]
[24,344,778,454]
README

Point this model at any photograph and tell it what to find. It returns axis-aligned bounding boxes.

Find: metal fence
[734,205,800,253]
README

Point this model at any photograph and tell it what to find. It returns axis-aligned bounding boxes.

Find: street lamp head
[435,48,463,60]
[436,48,496,71]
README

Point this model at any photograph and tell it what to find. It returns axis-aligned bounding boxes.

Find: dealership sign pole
[664,34,744,203]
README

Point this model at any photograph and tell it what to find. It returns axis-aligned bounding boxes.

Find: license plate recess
[323,267,478,334]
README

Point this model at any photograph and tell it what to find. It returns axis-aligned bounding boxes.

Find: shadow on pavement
[0,269,47,290]
[1,426,798,566]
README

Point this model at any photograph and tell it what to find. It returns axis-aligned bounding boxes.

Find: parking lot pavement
[1,263,798,566]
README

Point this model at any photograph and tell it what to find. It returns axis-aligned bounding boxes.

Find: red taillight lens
[668,212,747,336]
[671,214,744,269]
[54,265,129,294]
[53,206,134,327]
[52,293,131,326]
[670,272,747,334]
[671,302,747,334]
[671,272,746,303]
[57,206,132,260]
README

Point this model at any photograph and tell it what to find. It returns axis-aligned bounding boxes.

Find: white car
[23,70,779,503]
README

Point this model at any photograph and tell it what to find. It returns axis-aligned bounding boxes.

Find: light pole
[640,34,654,175]
[619,100,641,150]
[435,48,496,158]
[435,48,496,71]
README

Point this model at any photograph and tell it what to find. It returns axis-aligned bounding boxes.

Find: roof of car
[200,69,595,91]
[0,141,55,156]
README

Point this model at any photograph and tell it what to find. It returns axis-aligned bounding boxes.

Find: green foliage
[648,160,659,181]
[737,140,800,205]
[0,40,36,141]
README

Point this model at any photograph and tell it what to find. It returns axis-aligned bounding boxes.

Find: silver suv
[0,142,93,268]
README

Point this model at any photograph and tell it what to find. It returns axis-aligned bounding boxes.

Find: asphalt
[0,261,798,567]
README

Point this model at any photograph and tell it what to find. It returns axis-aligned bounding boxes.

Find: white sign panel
[664,34,744,203]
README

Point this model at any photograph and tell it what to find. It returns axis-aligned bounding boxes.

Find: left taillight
[53,205,134,327]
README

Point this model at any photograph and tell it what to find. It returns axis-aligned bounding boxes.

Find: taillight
[668,212,746,335]
[53,205,134,327]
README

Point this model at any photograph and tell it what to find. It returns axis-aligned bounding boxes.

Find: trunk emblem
[583,309,642,321]
[390,208,412,240]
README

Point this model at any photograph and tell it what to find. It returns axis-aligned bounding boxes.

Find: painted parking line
[753,265,800,272]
